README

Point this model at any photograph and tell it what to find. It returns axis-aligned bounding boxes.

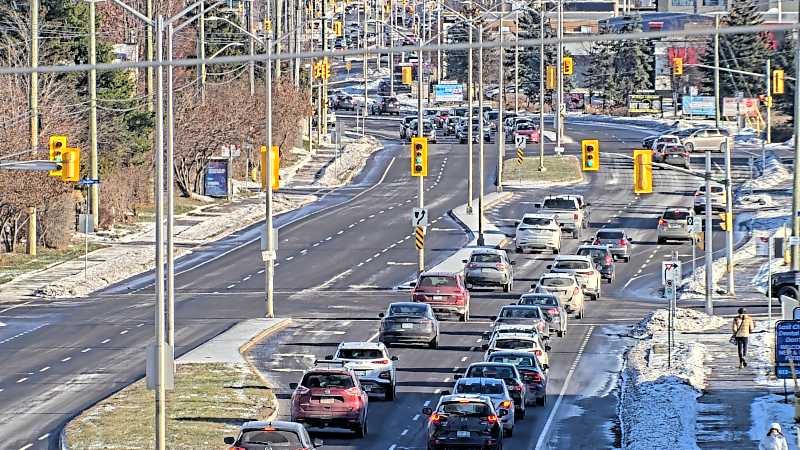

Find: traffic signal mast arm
[684,63,796,81]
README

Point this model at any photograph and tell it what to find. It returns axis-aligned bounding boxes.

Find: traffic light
[563,56,573,76]
[402,66,413,85]
[61,147,80,182]
[410,137,428,176]
[773,69,785,95]
[264,19,272,32]
[260,145,280,190]
[323,59,331,80]
[719,212,732,231]
[673,57,683,76]
[633,149,653,194]
[759,94,773,108]
[581,139,599,171]
[48,135,67,177]
[334,20,343,37]
[546,66,556,90]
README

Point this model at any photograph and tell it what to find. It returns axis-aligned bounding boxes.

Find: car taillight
[547,308,559,315]
[379,370,391,379]
[373,359,390,365]
[509,383,522,391]
[454,293,465,304]
[294,386,310,395]
[500,400,512,409]
[534,349,542,356]
[573,213,579,220]
[229,447,246,450]
[580,271,594,275]
[412,293,425,301]
[618,239,627,246]
[573,287,580,295]
[658,218,666,225]
[694,192,701,196]
[431,413,444,422]
[495,263,507,270]
[593,239,600,245]
[486,415,499,424]
[345,387,362,397]
[529,372,543,383]
[682,152,690,157]
[605,256,613,265]
[466,263,478,269]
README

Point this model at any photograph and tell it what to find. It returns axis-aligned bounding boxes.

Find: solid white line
[38,433,49,441]
[534,326,595,450]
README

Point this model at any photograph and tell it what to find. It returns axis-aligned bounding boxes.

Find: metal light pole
[538,1,545,171]
[198,1,206,102]
[363,0,369,130]
[166,22,176,348]
[437,0,442,84]
[417,29,425,273]
[247,0,255,95]
[467,24,474,214]
[89,0,99,230]
[514,10,519,113]
[265,37,276,318]
[147,0,154,110]
[390,0,395,96]
[497,19,505,192]
[478,24,485,246]
[28,0,39,256]
[554,0,563,149]
[154,16,167,450]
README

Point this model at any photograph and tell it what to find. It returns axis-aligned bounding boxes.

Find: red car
[411,271,471,322]
[289,361,369,437]
[513,123,540,143]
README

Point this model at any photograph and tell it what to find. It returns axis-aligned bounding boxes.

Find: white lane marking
[357,262,365,267]
[39,367,50,372]
[61,357,71,362]
[101,339,110,344]
[0,323,49,345]
[120,330,128,335]
[401,429,408,436]
[359,218,366,222]
[325,236,333,241]
[379,210,385,214]
[81,348,92,353]
[337,230,344,235]
[348,224,355,228]
[387,261,414,266]
[443,377,451,383]
[424,400,431,407]
[286,256,295,261]
[461,356,468,362]
[475,338,482,343]
[300,249,308,255]
[369,214,376,218]
[38,434,49,441]
[434,388,441,394]
[367,331,381,342]
[396,240,404,244]
[19,444,33,450]
[413,414,420,421]
[452,366,459,372]
[389,445,397,450]
[365,258,373,263]
[534,326,595,450]
[16,377,27,383]
[243,275,251,282]
[137,323,145,327]
[313,242,321,247]
[373,253,381,258]
[257,269,265,274]
[227,284,236,289]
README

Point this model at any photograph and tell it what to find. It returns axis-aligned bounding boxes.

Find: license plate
[432,295,443,300]
[482,268,494,273]
[457,431,471,438]
[402,322,414,329]
[355,370,368,376]
[320,397,335,404]
[362,385,372,392]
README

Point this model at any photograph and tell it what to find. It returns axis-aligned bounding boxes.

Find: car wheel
[572,229,579,239]
[657,237,665,244]
[623,256,630,263]
[553,247,559,255]
[557,330,563,338]
[537,395,546,406]
[385,383,396,401]
[503,282,512,293]
[778,286,800,300]
[517,406,525,420]
[515,247,523,254]
[429,336,439,349]
[685,142,694,153]
[506,426,513,437]
[355,418,367,437]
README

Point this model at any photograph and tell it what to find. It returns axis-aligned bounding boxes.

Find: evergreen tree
[445,22,470,82]
[515,4,557,102]
[583,24,617,108]
[612,15,653,100]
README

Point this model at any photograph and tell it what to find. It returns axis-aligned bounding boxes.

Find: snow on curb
[315,135,383,187]
[619,309,724,450]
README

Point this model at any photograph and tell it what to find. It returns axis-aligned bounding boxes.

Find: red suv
[411,271,470,322]
[289,361,369,437]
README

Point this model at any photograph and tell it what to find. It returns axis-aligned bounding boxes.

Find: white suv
[515,213,561,254]
[694,183,727,213]
[547,255,602,301]
[328,342,399,400]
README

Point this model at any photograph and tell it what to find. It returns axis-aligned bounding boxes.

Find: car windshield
[577,248,608,260]
[499,308,541,319]
[554,260,591,270]
[488,355,535,367]
[456,380,505,395]
[337,349,383,360]
[240,430,302,447]
[516,123,535,131]
[596,231,624,240]
[495,339,534,350]
[486,112,499,120]
[663,210,691,220]
[440,401,491,416]
[471,253,502,263]
[540,277,573,287]
[521,217,552,226]
[301,373,354,388]
[543,198,577,210]
[389,304,428,316]
[519,295,557,306]
[418,276,457,287]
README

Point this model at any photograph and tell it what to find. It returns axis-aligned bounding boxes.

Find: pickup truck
[532,195,590,239]
[769,270,800,300]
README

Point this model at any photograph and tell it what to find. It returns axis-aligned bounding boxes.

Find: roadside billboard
[204,158,230,198]
[722,97,760,117]
[434,83,464,102]
[682,96,716,116]
[628,94,662,114]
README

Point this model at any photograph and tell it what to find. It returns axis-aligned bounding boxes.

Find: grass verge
[0,242,108,285]
[502,155,583,185]
[137,195,212,221]
[65,363,275,450]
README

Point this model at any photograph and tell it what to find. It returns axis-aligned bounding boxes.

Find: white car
[694,183,727,213]
[482,332,550,369]
[649,134,681,149]
[547,255,602,301]
[327,342,399,400]
[515,213,561,254]
[532,273,585,319]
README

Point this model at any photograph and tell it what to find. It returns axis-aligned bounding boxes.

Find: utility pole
[554,0,563,150]
[538,1,545,172]
[322,0,329,137]
[154,15,167,450]
[276,0,283,78]
[766,59,772,144]
[247,0,255,96]
[147,0,154,111]
[166,21,177,348]
[497,21,505,191]
[514,10,519,113]
[89,0,99,230]
[792,13,800,270]
[265,33,276,318]
[417,26,425,273]
[390,0,395,96]
[436,0,442,84]
[199,1,206,102]
[703,13,720,314]
[28,0,39,256]
[478,24,485,247]
[467,23,474,215]
[363,0,368,132]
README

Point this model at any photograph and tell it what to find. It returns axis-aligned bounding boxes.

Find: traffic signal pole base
[477,234,485,247]
[466,206,473,215]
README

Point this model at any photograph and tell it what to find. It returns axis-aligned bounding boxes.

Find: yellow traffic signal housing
[61,147,80,182]
[264,19,272,32]
[719,212,733,231]
[402,66,413,85]
[581,139,599,171]
[410,137,428,176]
[48,135,67,177]
[324,59,331,79]
[633,149,653,194]
[260,145,280,190]
[334,21,343,37]
[773,69,785,95]
[546,66,556,90]
[673,57,683,75]
[563,57,573,76]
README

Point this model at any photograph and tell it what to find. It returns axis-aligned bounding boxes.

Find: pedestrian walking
[758,422,788,450]
[731,307,755,368]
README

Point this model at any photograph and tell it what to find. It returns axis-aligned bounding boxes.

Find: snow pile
[740,153,792,192]
[630,308,727,338]
[620,309,721,450]
[315,135,383,187]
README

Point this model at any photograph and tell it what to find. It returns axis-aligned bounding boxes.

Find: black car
[224,420,323,449]
[423,395,505,450]
[769,270,800,299]
[370,95,400,116]
[379,302,440,348]
[576,244,616,282]
[462,362,527,418]
[486,351,548,406]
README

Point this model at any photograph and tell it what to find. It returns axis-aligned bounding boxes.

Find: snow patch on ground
[315,135,383,187]
[630,308,727,338]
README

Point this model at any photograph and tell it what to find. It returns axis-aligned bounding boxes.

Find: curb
[447,192,514,247]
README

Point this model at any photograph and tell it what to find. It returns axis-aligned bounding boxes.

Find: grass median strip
[65,363,275,449]
[0,242,108,285]
[502,155,583,185]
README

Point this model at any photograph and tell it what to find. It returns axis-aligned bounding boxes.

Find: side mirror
[289,382,299,390]
[585,202,592,207]
[378,312,385,318]
[224,437,235,445]
[543,364,550,370]
[422,407,433,416]
[498,409,509,417]
[533,203,542,208]
[324,355,334,360]
[530,283,537,288]
[441,389,451,395]
[514,220,520,226]
[510,261,516,265]
[490,316,497,321]
[313,438,324,448]
[581,284,588,289]
[546,265,552,270]
[628,238,634,243]
[481,344,489,350]
[545,345,552,352]
[454,374,462,380]
[409,281,417,288]
[391,355,399,361]
[462,259,469,264]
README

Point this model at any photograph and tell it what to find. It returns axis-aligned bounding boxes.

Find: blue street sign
[775,320,800,379]
[77,178,100,186]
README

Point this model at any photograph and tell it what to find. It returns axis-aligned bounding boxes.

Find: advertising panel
[204,158,229,198]
[682,96,716,116]
[434,83,464,102]
[629,94,662,114]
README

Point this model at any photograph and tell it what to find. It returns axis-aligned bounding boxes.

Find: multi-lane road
[0,115,759,449]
